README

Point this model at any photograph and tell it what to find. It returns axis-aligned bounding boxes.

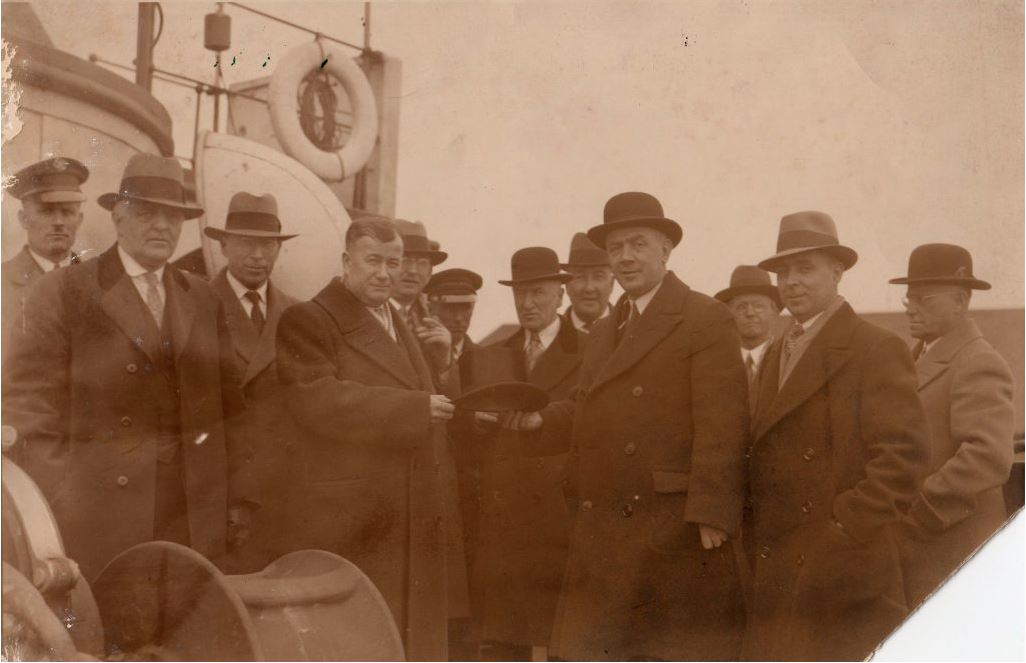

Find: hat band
[776,229,840,253]
[567,250,609,265]
[402,235,434,252]
[119,176,186,204]
[225,211,283,234]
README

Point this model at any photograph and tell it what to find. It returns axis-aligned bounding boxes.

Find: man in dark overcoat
[275,215,458,661]
[206,192,299,572]
[889,244,1015,609]
[2,154,246,581]
[502,192,750,661]
[743,211,929,661]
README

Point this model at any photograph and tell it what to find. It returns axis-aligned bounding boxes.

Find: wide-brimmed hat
[757,211,857,272]
[560,232,609,269]
[455,346,550,413]
[498,247,574,286]
[426,268,483,303]
[395,218,447,265]
[7,156,89,203]
[715,265,782,307]
[98,153,204,219]
[203,192,297,241]
[586,192,683,249]
[888,243,990,290]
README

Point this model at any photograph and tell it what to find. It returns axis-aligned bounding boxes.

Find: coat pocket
[652,468,690,494]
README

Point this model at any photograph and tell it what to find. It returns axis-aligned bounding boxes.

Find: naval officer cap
[6,156,89,203]
[426,268,484,303]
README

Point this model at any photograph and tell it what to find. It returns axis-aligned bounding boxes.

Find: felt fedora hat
[586,192,683,249]
[395,218,448,265]
[7,156,89,203]
[888,243,991,290]
[98,153,204,219]
[203,192,298,241]
[757,210,857,272]
[715,265,782,307]
[560,232,609,268]
[426,268,483,303]
[455,346,550,413]
[498,247,575,286]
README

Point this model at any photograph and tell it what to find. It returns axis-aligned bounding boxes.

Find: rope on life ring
[269,41,378,182]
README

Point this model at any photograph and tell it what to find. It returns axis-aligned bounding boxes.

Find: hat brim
[498,272,576,287]
[714,284,782,307]
[454,381,550,413]
[203,227,298,241]
[887,275,991,290]
[757,245,858,272]
[586,217,683,249]
[37,190,87,204]
[98,192,205,219]
[405,250,448,266]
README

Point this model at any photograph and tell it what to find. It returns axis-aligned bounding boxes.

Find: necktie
[582,319,594,333]
[526,331,544,373]
[616,301,639,345]
[142,272,164,327]
[745,353,758,414]
[783,323,805,363]
[245,290,265,335]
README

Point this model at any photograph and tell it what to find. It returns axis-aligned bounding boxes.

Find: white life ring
[269,41,378,181]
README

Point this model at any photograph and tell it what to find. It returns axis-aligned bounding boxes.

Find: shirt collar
[525,315,561,351]
[570,304,609,332]
[795,295,845,333]
[742,338,773,365]
[27,247,70,273]
[226,269,268,303]
[628,278,664,315]
[117,244,165,281]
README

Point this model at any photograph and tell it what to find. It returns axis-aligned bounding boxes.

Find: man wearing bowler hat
[425,268,484,365]
[205,192,299,572]
[2,156,89,355]
[391,218,448,330]
[742,211,929,660]
[2,153,247,581]
[561,232,615,333]
[715,265,782,416]
[889,244,1014,609]
[501,193,750,660]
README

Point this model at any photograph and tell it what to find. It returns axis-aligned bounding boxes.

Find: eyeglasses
[901,293,946,309]
[401,256,432,271]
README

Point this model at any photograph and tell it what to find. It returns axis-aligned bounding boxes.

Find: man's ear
[17,208,27,231]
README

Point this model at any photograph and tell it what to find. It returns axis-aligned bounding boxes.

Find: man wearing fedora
[743,211,929,660]
[715,265,782,416]
[276,215,459,661]
[502,193,750,661]
[471,247,583,661]
[391,218,448,331]
[561,232,615,334]
[2,156,89,356]
[889,244,1015,609]
[205,192,299,573]
[2,153,247,581]
[425,268,484,365]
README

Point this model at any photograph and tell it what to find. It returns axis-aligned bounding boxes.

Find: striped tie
[142,272,164,327]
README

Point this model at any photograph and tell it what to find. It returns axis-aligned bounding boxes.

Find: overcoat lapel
[97,246,163,364]
[9,247,43,286]
[914,319,982,391]
[212,270,259,365]
[163,268,196,363]
[528,318,580,392]
[243,283,291,385]
[393,310,436,392]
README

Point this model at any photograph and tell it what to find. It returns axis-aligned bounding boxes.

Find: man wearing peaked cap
[2,156,89,356]
[205,192,299,573]
[2,153,249,581]
[742,211,929,660]
[391,218,448,330]
[889,244,1014,611]
[500,193,750,661]
[426,268,483,364]
[561,232,615,333]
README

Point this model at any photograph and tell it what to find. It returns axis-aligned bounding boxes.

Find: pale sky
[24,0,1025,337]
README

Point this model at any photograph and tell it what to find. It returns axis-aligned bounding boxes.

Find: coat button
[536,458,544,468]
[581,500,593,511]
[126,363,138,374]
[801,500,813,514]
[745,445,754,459]
[623,442,637,456]
[621,504,634,518]
[759,546,771,559]
[120,416,132,427]
[631,386,644,397]
[802,447,816,461]
[797,554,805,566]
[116,475,129,487]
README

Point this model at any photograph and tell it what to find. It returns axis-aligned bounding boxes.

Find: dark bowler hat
[455,346,550,413]
[203,192,298,241]
[6,156,89,203]
[498,247,574,286]
[426,268,483,303]
[98,153,204,219]
[715,265,782,307]
[560,232,609,268]
[889,243,991,290]
[757,210,857,272]
[586,192,683,249]
[395,218,447,265]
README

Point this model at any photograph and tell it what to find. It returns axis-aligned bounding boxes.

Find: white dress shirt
[117,244,166,304]
[569,305,610,333]
[367,302,398,342]
[29,247,72,272]
[741,338,772,370]
[524,316,561,354]
[225,269,268,318]
[629,278,664,316]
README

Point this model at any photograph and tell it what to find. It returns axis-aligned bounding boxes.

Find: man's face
[430,301,475,341]
[113,200,185,271]
[513,280,563,332]
[221,235,282,289]
[343,234,403,307]
[605,227,671,297]
[18,197,84,261]
[903,284,968,342]
[728,293,779,346]
[773,251,843,322]
[392,253,433,303]
[566,266,615,322]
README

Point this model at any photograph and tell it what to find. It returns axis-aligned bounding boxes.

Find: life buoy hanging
[269,41,378,181]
